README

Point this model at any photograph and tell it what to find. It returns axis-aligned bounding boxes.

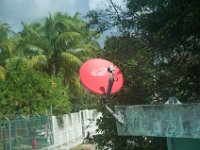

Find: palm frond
[0,22,13,41]
[0,66,6,80]
[61,52,82,69]
[28,55,47,69]
[65,74,83,96]
[53,12,82,32]
[56,31,82,49]
[20,23,48,51]
[68,47,99,60]
[21,44,44,57]
[0,40,14,56]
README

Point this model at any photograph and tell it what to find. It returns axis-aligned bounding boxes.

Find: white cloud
[89,0,126,10]
[0,0,89,31]
[89,0,109,10]
[0,0,126,31]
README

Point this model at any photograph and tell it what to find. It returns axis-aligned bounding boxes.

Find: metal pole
[100,66,124,124]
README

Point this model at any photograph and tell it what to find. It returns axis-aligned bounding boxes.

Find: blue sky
[0,0,125,31]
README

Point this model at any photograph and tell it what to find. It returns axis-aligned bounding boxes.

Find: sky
[0,0,125,31]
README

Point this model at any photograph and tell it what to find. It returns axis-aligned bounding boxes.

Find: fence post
[8,121,11,150]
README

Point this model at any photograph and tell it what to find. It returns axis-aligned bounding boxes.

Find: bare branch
[109,0,122,23]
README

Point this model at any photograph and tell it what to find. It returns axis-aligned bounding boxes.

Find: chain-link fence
[0,115,53,150]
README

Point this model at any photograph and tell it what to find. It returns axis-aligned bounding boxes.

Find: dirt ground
[70,144,96,150]
[81,144,96,150]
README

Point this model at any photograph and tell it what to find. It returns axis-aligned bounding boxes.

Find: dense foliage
[87,0,200,149]
[0,13,100,117]
[0,57,71,116]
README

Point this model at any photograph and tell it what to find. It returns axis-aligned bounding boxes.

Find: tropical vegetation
[0,0,199,149]
[0,12,100,118]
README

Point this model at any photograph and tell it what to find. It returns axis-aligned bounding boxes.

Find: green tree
[0,57,71,117]
[124,0,200,101]
[0,22,15,66]
[93,34,166,150]
[85,0,200,149]
[18,12,99,96]
[0,12,100,116]
[86,0,200,116]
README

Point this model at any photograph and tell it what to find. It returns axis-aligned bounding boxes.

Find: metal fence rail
[0,115,53,150]
[0,109,101,150]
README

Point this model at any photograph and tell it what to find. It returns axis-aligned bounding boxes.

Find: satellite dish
[79,58,123,95]
[80,58,125,124]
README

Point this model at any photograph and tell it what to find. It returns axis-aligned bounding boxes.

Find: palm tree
[0,22,16,80]
[18,12,99,95]
[0,22,15,64]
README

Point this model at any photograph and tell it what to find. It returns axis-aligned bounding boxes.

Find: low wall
[45,109,100,150]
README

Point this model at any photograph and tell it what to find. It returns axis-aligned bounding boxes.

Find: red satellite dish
[79,58,123,95]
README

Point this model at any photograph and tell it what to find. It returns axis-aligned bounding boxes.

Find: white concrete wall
[47,109,100,150]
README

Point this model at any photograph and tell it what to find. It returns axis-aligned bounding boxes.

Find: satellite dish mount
[100,65,124,124]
